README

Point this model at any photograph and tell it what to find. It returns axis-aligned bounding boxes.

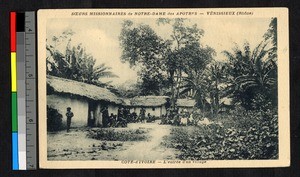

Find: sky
[46,17,271,86]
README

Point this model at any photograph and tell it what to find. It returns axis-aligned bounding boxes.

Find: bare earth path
[47,122,179,161]
[116,122,178,160]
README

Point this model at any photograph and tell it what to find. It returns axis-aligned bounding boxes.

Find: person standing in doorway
[66,107,74,132]
[140,107,146,123]
[101,106,109,128]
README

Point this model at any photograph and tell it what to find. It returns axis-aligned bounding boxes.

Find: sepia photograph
[38,8,289,168]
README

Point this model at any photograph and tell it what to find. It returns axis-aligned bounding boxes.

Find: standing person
[180,111,188,126]
[140,107,146,123]
[123,107,129,120]
[66,107,74,132]
[117,107,125,127]
[89,110,95,127]
[108,113,115,127]
[101,106,109,128]
[174,114,181,126]
[147,113,151,123]
[117,107,123,120]
[126,107,131,122]
[132,111,137,122]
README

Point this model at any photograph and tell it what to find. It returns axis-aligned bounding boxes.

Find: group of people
[64,105,196,132]
[161,108,195,126]
[130,108,156,123]
[100,106,128,128]
[101,106,157,128]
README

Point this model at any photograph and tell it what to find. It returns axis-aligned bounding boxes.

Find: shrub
[165,109,278,160]
[47,106,64,131]
[87,128,149,141]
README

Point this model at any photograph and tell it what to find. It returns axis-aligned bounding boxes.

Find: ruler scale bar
[25,11,37,170]
[17,18,27,169]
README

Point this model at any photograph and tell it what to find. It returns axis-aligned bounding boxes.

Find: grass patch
[87,128,149,141]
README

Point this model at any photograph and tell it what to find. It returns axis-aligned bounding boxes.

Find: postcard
[38,8,289,168]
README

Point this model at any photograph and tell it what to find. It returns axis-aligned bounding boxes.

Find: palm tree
[236,42,276,91]
[205,61,228,114]
[47,37,118,87]
[223,41,277,110]
[46,43,72,78]
[179,71,208,116]
[85,63,118,86]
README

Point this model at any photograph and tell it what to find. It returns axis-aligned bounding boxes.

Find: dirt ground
[47,121,180,161]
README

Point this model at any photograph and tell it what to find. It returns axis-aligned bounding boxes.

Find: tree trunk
[169,72,176,110]
[201,98,205,117]
[215,79,219,115]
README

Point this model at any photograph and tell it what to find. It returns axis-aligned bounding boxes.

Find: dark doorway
[87,100,97,127]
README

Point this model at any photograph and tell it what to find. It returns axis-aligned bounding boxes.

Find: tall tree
[179,43,215,109]
[119,19,213,109]
[119,20,168,95]
[263,18,277,62]
[160,18,205,108]
[205,61,228,114]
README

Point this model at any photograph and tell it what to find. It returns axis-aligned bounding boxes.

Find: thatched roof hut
[130,96,169,107]
[47,75,123,104]
[176,99,196,107]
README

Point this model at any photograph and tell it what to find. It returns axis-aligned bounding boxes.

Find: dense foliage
[223,41,277,111]
[164,109,278,160]
[47,106,64,131]
[119,18,278,113]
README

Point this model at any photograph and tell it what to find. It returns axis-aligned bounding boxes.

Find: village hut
[47,75,123,128]
[176,98,196,113]
[130,96,169,117]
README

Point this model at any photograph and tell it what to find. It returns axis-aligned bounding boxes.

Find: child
[66,107,74,132]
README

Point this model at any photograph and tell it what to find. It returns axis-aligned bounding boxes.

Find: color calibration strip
[11,11,37,170]
[11,11,19,170]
